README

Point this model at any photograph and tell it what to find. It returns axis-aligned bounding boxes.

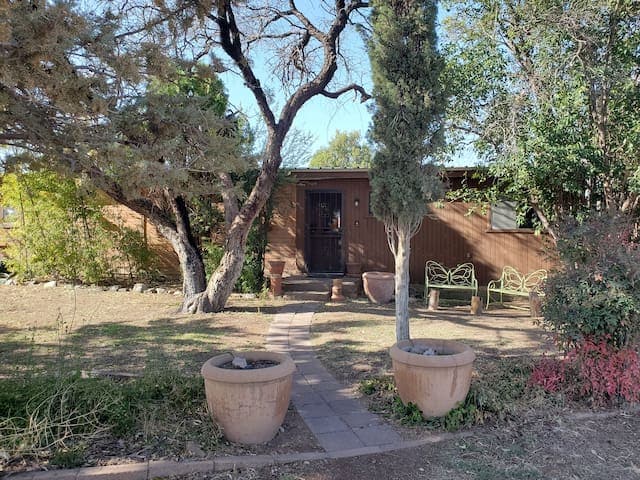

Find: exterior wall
[265,181,298,275]
[102,204,181,280]
[266,172,554,285]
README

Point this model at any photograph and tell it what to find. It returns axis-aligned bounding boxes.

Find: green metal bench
[424,261,478,303]
[486,266,547,310]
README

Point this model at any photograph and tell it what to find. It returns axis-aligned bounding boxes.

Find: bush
[0,171,156,283]
[541,213,640,350]
[531,339,640,405]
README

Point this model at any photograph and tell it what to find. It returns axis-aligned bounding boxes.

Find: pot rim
[390,338,475,368]
[201,350,296,383]
[362,271,395,279]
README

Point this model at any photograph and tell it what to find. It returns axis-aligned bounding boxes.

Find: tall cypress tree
[369,0,446,342]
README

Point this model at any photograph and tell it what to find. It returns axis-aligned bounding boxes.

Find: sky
[218,3,479,168]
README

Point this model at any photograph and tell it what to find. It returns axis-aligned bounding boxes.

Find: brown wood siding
[267,175,554,285]
[265,182,298,275]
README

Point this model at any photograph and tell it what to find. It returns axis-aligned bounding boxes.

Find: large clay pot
[390,338,475,417]
[362,271,395,303]
[201,351,296,444]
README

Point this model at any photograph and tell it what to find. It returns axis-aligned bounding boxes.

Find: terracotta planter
[268,260,285,276]
[362,271,395,303]
[390,338,475,417]
[201,351,296,444]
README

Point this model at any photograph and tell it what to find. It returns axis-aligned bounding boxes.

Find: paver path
[266,302,402,452]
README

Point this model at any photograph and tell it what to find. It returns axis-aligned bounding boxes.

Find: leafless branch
[320,83,371,102]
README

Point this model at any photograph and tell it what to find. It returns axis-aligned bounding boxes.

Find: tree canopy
[444,0,640,237]
[308,131,372,168]
[1,0,371,312]
[369,0,446,342]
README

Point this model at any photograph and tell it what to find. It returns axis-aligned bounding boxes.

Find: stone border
[4,433,469,480]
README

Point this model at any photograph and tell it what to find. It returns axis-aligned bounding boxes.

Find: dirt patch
[178,411,640,480]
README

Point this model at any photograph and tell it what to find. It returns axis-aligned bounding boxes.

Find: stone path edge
[3,433,471,480]
[5,407,637,480]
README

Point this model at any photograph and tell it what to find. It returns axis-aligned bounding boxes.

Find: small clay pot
[268,260,285,276]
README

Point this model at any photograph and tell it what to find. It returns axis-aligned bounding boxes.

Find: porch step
[283,290,331,302]
[282,277,332,292]
[281,275,362,300]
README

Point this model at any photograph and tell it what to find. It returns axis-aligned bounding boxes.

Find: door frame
[304,189,345,276]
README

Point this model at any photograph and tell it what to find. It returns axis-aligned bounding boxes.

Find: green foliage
[0,171,155,283]
[361,358,555,431]
[368,0,446,227]
[443,0,640,224]
[308,131,372,168]
[541,213,640,350]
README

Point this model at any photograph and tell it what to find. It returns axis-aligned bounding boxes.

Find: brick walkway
[266,302,402,452]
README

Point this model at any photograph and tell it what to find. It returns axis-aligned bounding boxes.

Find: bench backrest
[425,261,477,287]
[499,266,547,292]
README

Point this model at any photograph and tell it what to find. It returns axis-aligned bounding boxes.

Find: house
[265,168,553,286]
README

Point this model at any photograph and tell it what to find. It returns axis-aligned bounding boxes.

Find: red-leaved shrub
[531,339,640,405]
[530,356,566,393]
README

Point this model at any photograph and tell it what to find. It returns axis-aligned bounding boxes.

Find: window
[489,201,536,231]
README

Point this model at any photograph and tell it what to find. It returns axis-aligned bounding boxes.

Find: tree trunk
[185,136,283,313]
[156,222,206,301]
[394,226,412,343]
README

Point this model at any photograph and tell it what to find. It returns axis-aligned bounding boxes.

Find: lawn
[0,284,285,377]
[311,299,564,435]
[1,286,637,479]
[312,299,552,384]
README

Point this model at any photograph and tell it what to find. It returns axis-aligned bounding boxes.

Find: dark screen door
[305,191,343,274]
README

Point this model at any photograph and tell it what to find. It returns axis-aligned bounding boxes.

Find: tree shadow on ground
[0,316,268,377]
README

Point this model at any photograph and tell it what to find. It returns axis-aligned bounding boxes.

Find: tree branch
[320,84,371,102]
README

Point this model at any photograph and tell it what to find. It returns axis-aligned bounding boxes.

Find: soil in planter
[219,359,280,370]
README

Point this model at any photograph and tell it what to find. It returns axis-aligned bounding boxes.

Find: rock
[118,288,128,292]
[410,345,427,354]
[231,356,248,369]
[173,290,183,296]
[42,280,57,289]
[422,348,438,356]
[401,345,413,353]
[155,287,167,294]
[5,278,15,286]
[132,283,146,293]
[185,441,205,457]
[109,285,120,292]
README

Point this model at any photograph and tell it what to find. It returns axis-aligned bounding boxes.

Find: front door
[305,191,343,275]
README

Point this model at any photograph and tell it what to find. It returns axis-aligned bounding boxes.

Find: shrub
[0,171,156,283]
[531,339,640,406]
[541,213,640,350]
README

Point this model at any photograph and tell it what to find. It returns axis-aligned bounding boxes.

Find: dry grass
[312,299,553,384]
[0,285,289,376]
